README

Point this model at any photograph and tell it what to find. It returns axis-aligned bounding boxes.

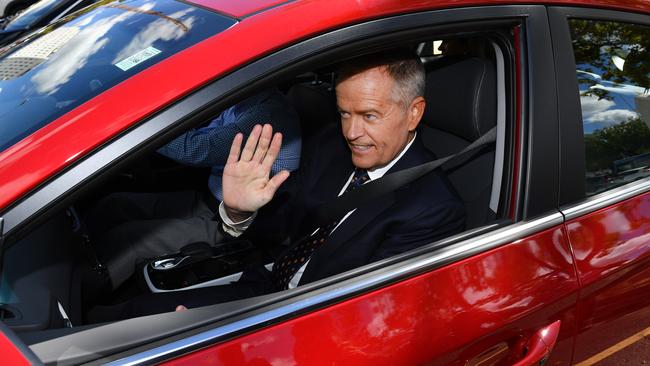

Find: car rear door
[551,6,650,365]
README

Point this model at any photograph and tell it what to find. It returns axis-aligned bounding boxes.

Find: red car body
[0,0,649,365]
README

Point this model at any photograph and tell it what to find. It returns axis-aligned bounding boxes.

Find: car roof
[185,0,293,18]
[0,0,649,213]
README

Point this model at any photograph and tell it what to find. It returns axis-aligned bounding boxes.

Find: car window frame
[550,6,650,216]
[0,4,559,365]
[0,5,559,241]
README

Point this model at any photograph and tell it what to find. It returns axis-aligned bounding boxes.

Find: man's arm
[157,89,300,169]
[157,122,244,167]
[370,199,465,262]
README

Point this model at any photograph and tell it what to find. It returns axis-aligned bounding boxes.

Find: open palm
[222,124,290,219]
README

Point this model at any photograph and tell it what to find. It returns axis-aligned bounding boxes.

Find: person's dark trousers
[84,190,224,289]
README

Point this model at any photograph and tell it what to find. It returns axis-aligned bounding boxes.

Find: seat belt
[304,126,497,229]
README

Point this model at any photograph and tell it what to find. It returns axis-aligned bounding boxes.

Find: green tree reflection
[571,19,650,96]
[585,118,650,171]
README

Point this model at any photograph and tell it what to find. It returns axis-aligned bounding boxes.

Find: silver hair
[383,59,425,108]
[336,52,425,109]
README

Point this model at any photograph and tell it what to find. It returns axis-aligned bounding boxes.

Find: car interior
[0,31,514,363]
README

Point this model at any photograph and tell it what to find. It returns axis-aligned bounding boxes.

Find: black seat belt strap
[306,126,497,228]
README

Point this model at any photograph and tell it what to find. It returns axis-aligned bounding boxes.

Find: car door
[551,6,650,365]
[0,322,36,366]
[99,6,579,366]
[0,3,578,365]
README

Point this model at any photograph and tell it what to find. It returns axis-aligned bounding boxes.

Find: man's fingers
[266,170,290,196]
[240,124,262,162]
[252,124,273,163]
[226,133,243,164]
[175,305,187,312]
[262,132,283,171]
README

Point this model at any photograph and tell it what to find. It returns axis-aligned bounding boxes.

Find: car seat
[420,56,498,229]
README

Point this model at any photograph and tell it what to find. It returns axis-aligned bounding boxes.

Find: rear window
[569,19,650,196]
[0,0,235,152]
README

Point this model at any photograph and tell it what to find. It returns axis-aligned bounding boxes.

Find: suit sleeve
[369,198,466,262]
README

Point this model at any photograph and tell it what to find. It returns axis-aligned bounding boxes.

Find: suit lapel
[301,134,433,283]
[302,190,396,282]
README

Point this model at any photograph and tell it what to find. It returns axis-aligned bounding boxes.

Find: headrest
[422,57,496,142]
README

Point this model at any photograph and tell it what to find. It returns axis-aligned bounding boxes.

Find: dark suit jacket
[240,126,466,286]
[119,127,467,318]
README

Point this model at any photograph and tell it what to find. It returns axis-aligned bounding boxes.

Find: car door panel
[161,223,578,366]
[0,322,39,366]
[0,333,30,366]
[564,190,650,365]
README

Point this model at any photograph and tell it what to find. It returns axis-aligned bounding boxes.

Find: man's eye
[340,111,350,118]
[364,114,377,121]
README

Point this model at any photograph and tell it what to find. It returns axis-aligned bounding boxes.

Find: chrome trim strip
[562,177,650,220]
[489,40,506,213]
[144,263,244,293]
[52,0,85,23]
[106,212,562,366]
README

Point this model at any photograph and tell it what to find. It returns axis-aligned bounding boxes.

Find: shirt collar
[367,131,417,181]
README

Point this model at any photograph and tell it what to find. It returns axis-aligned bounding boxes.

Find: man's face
[336,66,425,170]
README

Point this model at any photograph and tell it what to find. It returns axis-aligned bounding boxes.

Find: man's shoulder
[410,168,461,203]
[395,140,463,210]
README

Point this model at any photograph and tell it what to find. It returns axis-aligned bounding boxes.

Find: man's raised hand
[222,124,290,221]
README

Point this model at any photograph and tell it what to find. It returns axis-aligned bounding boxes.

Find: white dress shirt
[219,133,417,288]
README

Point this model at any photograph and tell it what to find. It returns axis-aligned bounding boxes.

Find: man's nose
[345,116,365,140]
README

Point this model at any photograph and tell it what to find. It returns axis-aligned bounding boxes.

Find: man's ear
[408,96,426,131]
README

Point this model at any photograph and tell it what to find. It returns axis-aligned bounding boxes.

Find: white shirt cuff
[218,202,256,237]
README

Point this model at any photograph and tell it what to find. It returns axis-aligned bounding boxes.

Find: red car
[1,0,650,364]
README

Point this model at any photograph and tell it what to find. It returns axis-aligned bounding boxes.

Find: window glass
[569,19,650,196]
[0,0,235,152]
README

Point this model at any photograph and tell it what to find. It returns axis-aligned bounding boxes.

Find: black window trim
[549,6,650,217]
[519,5,560,220]
[0,4,558,364]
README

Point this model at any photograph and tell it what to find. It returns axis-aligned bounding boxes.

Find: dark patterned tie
[271,168,370,290]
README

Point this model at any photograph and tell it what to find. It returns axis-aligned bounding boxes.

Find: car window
[568,19,650,196]
[0,0,235,152]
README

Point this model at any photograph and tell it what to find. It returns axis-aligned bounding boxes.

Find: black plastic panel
[519,7,560,219]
